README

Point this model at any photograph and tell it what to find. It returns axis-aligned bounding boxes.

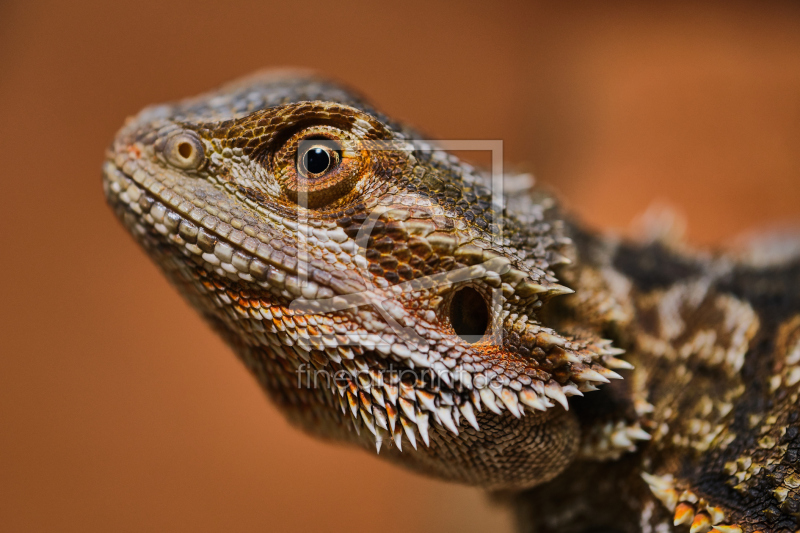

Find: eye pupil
[304,147,331,175]
[177,142,193,159]
[450,287,490,343]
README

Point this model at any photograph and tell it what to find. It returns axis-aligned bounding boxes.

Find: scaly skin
[103,71,800,533]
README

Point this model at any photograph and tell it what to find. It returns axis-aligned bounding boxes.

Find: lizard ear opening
[449,286,490,344]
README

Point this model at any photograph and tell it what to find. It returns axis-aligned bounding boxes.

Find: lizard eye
[272,125,366,209]
[163,131,205,170]
[297,140,341,178]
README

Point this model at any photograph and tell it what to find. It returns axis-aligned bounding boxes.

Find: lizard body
[103,71,800,533]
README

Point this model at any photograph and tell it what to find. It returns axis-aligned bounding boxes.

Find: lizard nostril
[162,131,205,170]
[449,286,489,344]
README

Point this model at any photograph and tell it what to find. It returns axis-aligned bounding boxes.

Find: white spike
[471,389,482,412]
[439,390,455,406]
[536,331,567,347]
[440,371,453,387]
[546,283,574,296]
[416,411,430,446]
[383,384,399,405]
[500,388,522,418]
[480,388,502,414]
[437,406,459,435]
[641,472,674,492]
[360,409,377,436]
[371,386,385,406]
[604,356,634,370]
[562,382,583,397]
[596,366,623,380]
[519,388,549,411]
[392,426,403,451]
[626,426,652,441]
[347,391,359,418]
[459,370,473,390]
[601,346,626,356]
[575,367,610,384]
[416,390,437,413]
[376,427,389,452]
[711,526,741,533]
[544,381,569,411]
[459,401,480,430]
[611,430,633,448]
[373,405,389,430]
[634,400,656,416]
[386,403,398,432]
[399,398,416,421]
[400,416,417,450]
[399,382,415,401]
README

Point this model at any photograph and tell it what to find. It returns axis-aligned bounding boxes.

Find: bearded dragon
[102,71,800,533]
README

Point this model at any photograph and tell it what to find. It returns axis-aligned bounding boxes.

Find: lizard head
[103,71,627,490]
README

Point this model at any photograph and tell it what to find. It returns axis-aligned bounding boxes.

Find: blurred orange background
[1,1,799,532]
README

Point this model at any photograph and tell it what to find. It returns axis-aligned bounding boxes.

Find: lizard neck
[511,218,800,532]
[554,221,744,459]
